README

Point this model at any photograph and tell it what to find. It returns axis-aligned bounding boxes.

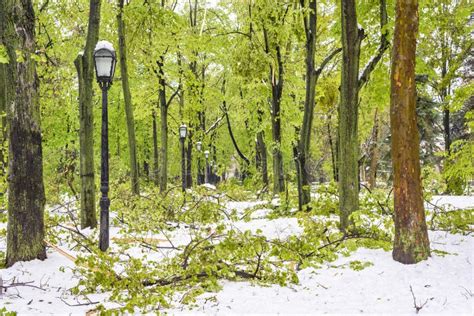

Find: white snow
[426,195,474,211]
[94,40,115,53]
[1,195,473,315]
[172,231,473,315]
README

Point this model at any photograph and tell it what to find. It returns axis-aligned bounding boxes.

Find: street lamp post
[196,141,202,185]
[93,40,117,252]
[179,124,187,191]
[204,150,209,184]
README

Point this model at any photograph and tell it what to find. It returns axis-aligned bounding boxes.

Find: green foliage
[443,139,474,195]
[62,184,400,312]
[0,45,8,64]
[349,260,374,271]
[308,182,339,216]
[422,165,447,196]
[0,307,16,316]
[428,208,473,235]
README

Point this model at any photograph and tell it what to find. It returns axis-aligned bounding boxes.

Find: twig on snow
[410,285,429,314]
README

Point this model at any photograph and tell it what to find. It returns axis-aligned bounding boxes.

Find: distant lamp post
[196,141,203,184]
[93,40,117,252]
[204,150,210,184]
[179,124,187,191]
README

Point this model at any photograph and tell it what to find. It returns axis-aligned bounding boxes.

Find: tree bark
[368,109,379,189]
[0,62,6,176]
[117,0,139,194]
[390,0,430,264]
[338,0,363,229]
[295,0,318,210]
[186,131,193,188]
[157,56,168,192]
[152,110,159,185]
[74,0,101,229]
[327,116,337,182]
[1,0,46,267]
[263,25,285,194]
[256,109,269,186]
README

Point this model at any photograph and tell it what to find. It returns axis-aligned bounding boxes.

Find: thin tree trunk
[256,110,269,186]
[0,62,6,176]
[296,0,318,210]
[157,56,168,192]
[74,0,101,229]
[1,0,46,267]
[117,0,139,194]
[152,110,159,185]
[327,116,337,182]
[271,51,284,193]
[368,109,379,189]
[186,133,193,187]
[338,0,363,229]
[390,0,430,264]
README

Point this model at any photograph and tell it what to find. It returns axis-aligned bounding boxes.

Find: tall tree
[260,4,288,194]
[295,0,341,210]
[1,0,46,267]
[390,0,430,264]
[338,0,363,228]
[0,58,6,175]
[338,0,389,229]
[117,0,140,194]
[74,0,101,228]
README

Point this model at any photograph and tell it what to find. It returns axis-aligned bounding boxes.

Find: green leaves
[0,45,8,64]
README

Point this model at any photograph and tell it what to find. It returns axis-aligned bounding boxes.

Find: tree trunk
[74,0,101,229]
[256,110,269,186]
[1,0,46,267]
[152,110,159,185]
[117,0,139,194]
[327,117,337,182]
[157,56,168,193]
[338,0,363,229]
[0,62,6,176]
[270,46,285,194]
[368,109,379,189]
[186,132,193,188]
[390,0,430,264]
[296,0,318,210]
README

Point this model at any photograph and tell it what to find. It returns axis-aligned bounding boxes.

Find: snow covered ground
[170,231,473,315]
[0,195,473,315]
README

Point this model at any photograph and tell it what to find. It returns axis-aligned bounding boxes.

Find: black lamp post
[204,150,210,184]
[179,124,187,191]
[196,141,202,185]
[93,40,116,252]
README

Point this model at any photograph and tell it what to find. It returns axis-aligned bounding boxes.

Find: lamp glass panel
[95,50,114,78]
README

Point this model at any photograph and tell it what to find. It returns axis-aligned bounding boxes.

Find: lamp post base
[99,196,110,251]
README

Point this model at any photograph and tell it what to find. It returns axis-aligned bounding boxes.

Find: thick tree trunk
[390,0,430,264]
[117,0,139,194]
[74,0,101,229]
[338,0,363,229]
[1,0,46,267]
